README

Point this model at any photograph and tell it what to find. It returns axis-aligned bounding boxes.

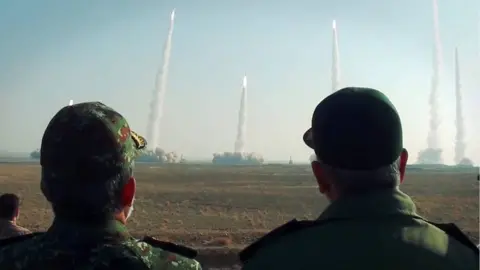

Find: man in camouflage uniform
[0,102,202,270]
[239,87,478,270]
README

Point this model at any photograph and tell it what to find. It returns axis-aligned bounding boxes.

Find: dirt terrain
[0,163,478,268]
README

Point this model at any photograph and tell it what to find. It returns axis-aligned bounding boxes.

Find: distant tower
[234,74,247,153]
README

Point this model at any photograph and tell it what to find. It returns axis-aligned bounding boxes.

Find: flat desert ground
[0,163,478,268]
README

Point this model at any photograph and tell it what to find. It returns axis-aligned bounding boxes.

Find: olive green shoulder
[141,236,198,259]
[239,219,314,263]
[426,221,479,255]
[239,217,480,263]
[0,232,44,248]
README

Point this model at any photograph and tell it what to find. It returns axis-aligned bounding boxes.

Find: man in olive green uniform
[240,87,478,270]
[0,102,201,269]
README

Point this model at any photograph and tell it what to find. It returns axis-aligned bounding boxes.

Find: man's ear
[399,149,409,184]
[40,180,52,202]
[121,177,136,207]
[311,161,328,194]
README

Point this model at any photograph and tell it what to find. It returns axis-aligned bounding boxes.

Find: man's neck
[47,217,131,244]
[114,212,127,225]
[333,187,398,201]
[52,215,113,227]
[0,218,15,224]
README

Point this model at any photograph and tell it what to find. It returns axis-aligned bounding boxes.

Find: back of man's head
[303,87,408,197]
[0,193,20,220]
[40,102,146,222]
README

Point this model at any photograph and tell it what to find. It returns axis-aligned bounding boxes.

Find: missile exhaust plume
[234,74,247,153]
[146,8,176,150]
[417,0,444,164]
[478,12,480,59]
[331,20,340,92]
[454,48,466,164]
[68,100,73,106]
[426,0,443,162]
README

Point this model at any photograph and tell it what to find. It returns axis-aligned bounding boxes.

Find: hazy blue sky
[0,0,478,164]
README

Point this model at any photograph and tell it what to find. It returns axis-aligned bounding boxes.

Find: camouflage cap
[40,102,147,183]
[303,87,403,170]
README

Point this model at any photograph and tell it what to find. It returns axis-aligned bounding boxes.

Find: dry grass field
[0,163,478,268]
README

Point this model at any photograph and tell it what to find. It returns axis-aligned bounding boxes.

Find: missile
[68,100,73,106]
[331,19,340,92]
[455,47,460,90]
[242,74,247,89]
[478,12,480,59]
[171,8,175,21]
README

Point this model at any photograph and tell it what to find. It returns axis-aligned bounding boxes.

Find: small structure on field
[30,149,40,159]
[212,152,264,165]
[137,147,184,164]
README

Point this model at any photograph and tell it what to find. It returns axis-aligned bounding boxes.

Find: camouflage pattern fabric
[40,101,147,176]
[39,101,148,218]
[0,219,201,269]
[0,102,201,269]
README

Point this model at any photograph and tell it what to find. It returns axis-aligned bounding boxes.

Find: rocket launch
[146,8,176,150]
[331,20,340,92]
[234,74,247,154]
[427,0,442,164]
[478,12,480,59]
[213,74,264,164]
[428,0,442,153]
[417,0,444,164]
[454,48,466,164]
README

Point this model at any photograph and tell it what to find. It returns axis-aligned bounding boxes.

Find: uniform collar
[46,218,132,243]
[317,188,420,221]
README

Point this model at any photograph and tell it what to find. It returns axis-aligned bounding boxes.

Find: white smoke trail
[146,8,176,150]
[331,20,340,92]
[234,75,247,153]
[454,48,466,164]
[427,0,442,154]
[68,100,73,106]
[478,12,480,59]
